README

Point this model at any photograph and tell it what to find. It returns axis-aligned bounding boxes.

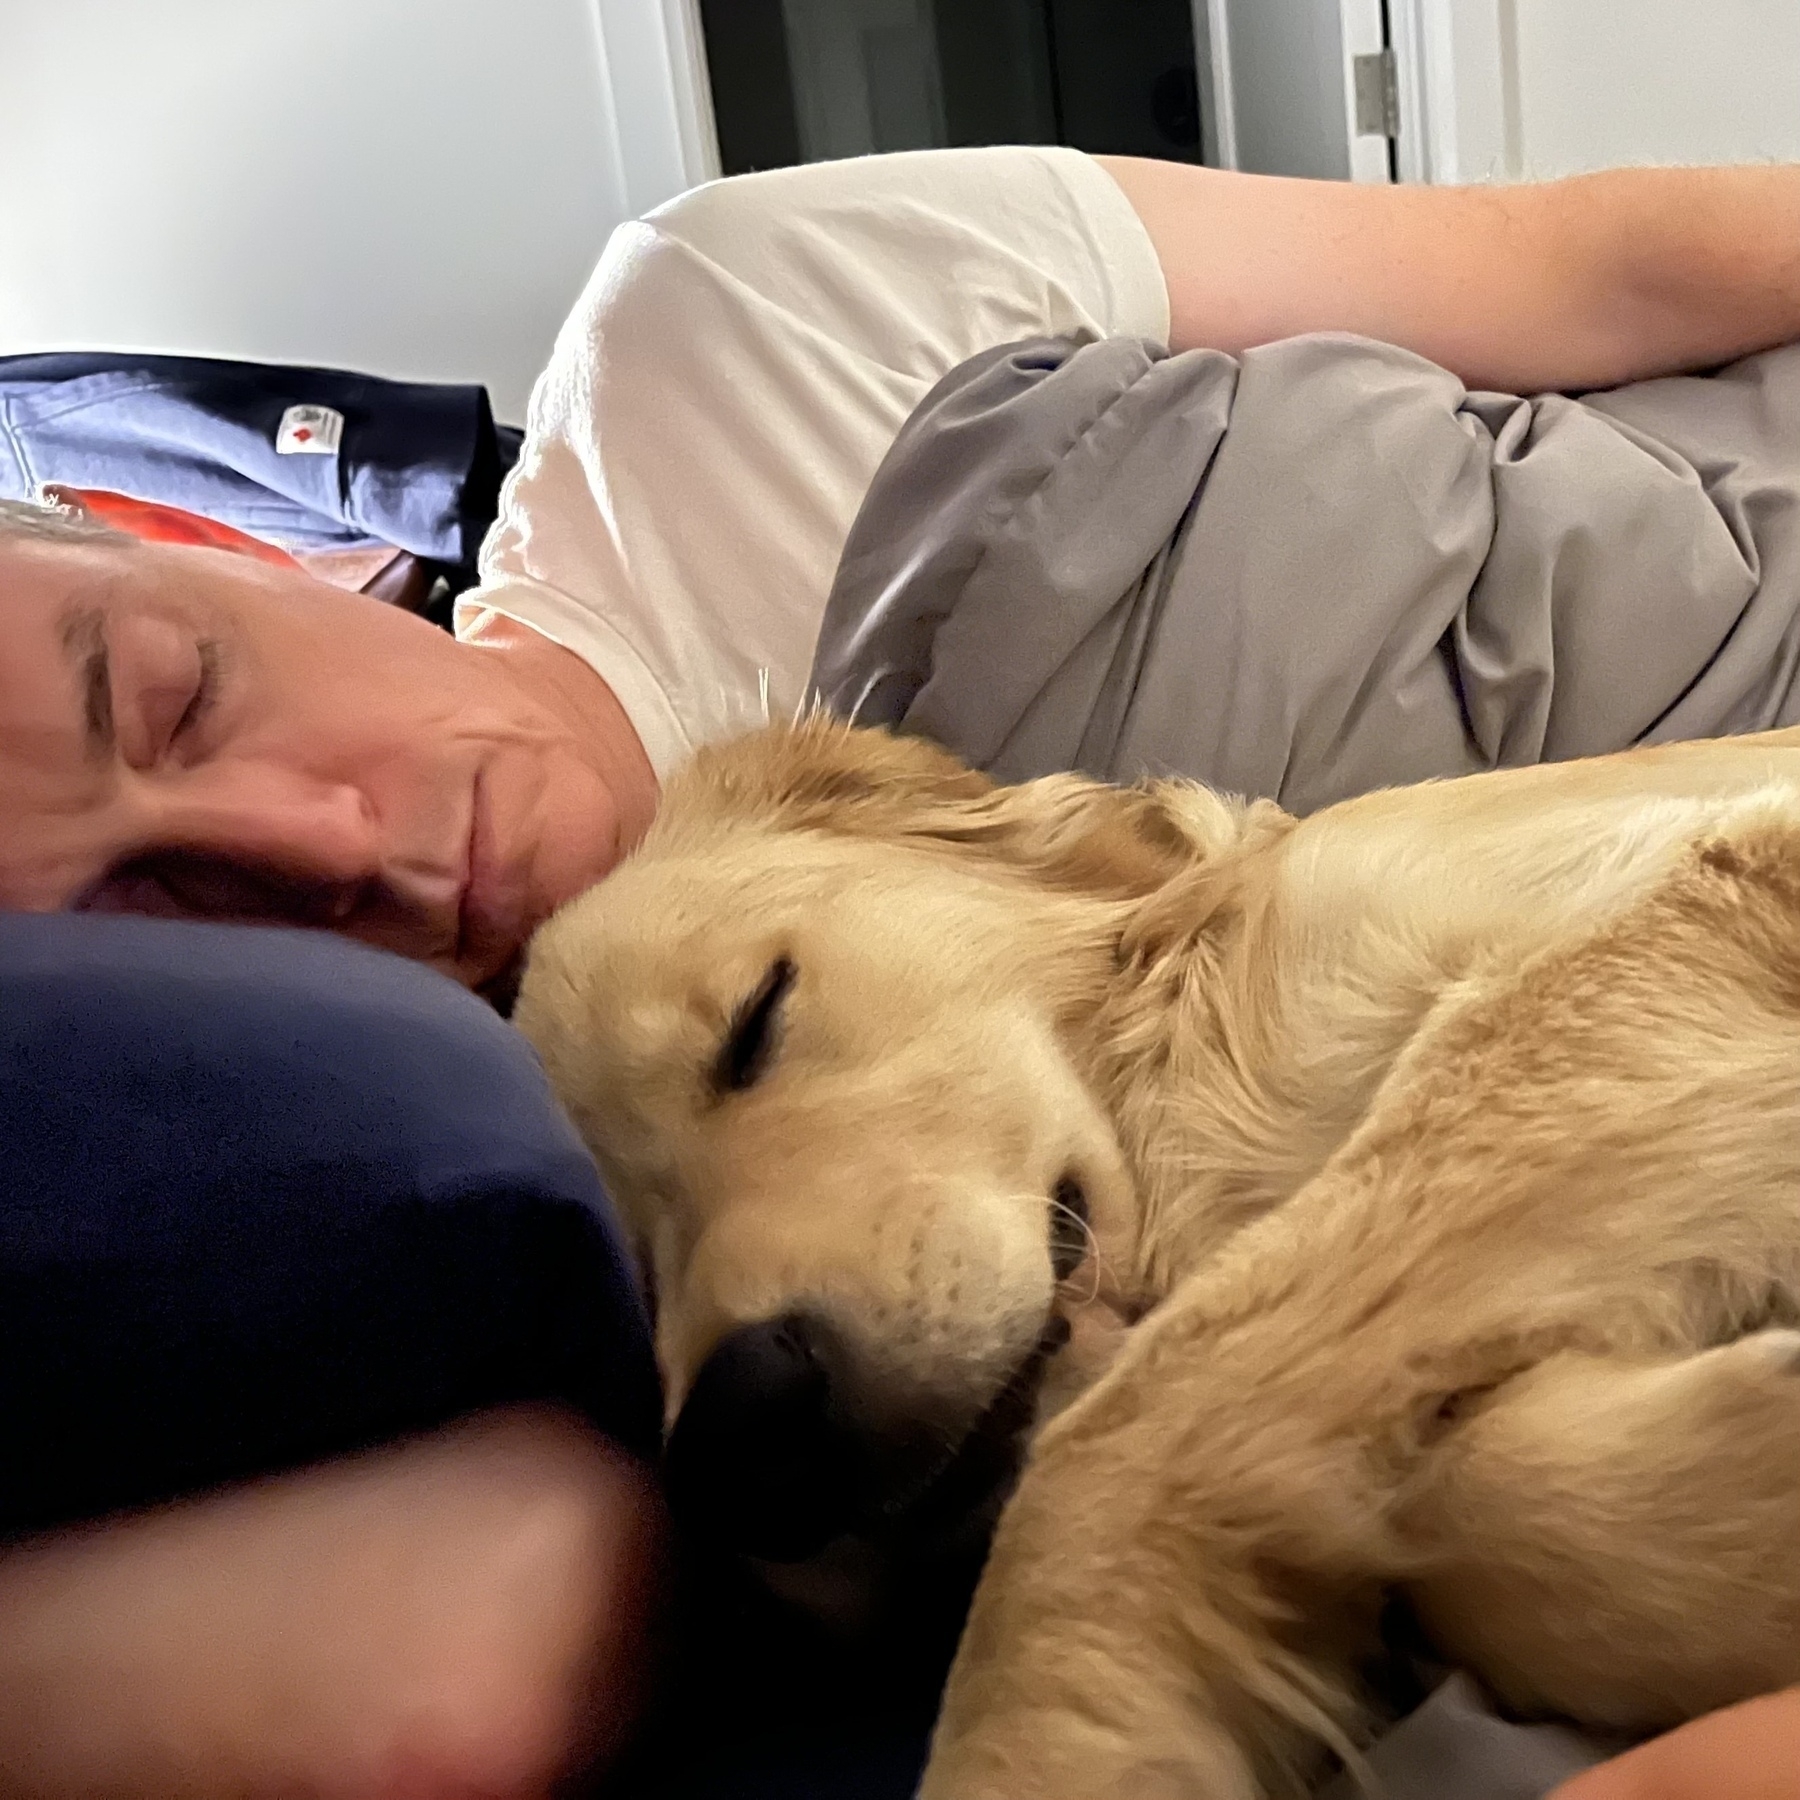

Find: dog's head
[517,721,1245,1574]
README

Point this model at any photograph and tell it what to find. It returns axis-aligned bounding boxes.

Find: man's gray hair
[0,495,127,545]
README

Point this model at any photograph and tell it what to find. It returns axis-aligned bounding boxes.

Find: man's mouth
[454,768,487,966]
[456,766,527,983]
[77,851,369,929]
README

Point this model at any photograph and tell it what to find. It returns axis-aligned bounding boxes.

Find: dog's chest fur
[1076,770,1800,1310]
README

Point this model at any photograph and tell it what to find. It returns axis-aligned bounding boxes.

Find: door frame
[1192,0,1240,168]
[592,0,722,216]
[1193,0,1393,182]
[1387,0,1516,184]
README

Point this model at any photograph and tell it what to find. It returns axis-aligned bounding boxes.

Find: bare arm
[1098,157,1800,392]
[0,1409,666,1799]
[1550,1688,1800,1800]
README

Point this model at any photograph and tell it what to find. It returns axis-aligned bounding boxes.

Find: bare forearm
[1588,164,1800,383]
[0,1410,666,1799]
[1551,1686,1800,1800]
[1100,157,1800,393]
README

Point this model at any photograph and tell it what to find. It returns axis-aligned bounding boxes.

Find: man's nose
[156,771,383,888]
[82,771,396,921]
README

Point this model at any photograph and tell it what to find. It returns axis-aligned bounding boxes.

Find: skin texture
[0,525,657,998]
[1097,157,1800,391]
[519,718,1800,1800]
[1549,1687,1800,1800]
[0,1408,667,1800]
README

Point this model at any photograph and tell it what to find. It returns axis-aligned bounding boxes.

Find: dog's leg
[919,828,1800,1800]
[916,1285,1403,1800]
[1402,1331,1800,1734]
[916,1187,1493,1800]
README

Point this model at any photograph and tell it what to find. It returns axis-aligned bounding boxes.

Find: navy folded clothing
[0,912,658,1537]
[0,351,521,583]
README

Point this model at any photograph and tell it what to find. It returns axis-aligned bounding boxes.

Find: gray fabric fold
[813,332,1800,813]
[1323,1675,1619,1800]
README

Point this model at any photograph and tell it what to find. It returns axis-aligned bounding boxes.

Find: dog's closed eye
[1049,1173,1091,1282]
[713,956,796,1094]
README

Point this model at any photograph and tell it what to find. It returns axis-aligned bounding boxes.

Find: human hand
[1550,1688,1800,1800]
[0,1406,666,1799]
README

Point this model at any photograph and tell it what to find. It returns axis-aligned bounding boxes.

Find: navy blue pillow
[0,912,659,1537]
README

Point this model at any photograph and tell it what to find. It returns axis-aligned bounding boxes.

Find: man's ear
[667,715,1227,904]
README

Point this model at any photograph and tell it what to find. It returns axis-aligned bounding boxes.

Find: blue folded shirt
[0,351,520,575]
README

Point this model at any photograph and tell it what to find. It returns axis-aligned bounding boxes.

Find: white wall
[0,0,717,423]
[1512,0,1800,179]
[1402,0,1800,185]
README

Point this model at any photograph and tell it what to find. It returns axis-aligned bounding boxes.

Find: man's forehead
[0,534,211,657]
[0,564,120,899]
[0,540,123,723]
[0,532,127,616]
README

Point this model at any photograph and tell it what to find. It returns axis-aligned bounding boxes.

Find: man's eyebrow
[58,605,114,759]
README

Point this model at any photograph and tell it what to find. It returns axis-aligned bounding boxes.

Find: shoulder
[573,148,1163,399]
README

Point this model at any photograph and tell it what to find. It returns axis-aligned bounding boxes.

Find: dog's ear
[671,713,994,837]
[666,717,1258,904]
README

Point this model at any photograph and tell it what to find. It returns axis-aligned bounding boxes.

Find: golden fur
[517,718,1800,1799]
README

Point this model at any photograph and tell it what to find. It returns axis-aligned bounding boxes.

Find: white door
[1198,0,1394,181]
[1394,0,1800,184]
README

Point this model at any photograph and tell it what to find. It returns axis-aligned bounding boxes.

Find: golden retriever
[515,717,1800,1800]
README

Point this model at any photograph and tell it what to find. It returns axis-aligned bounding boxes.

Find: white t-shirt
[456,146,1169,781]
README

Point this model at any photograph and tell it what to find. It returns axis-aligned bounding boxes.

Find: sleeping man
[4,146,1800,1799]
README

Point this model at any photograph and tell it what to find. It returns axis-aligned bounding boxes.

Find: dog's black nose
[664,1312,864,1562]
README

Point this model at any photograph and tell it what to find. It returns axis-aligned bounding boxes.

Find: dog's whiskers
[1028,1188,1114,1309]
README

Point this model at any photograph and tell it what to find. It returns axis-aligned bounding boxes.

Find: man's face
[0,532,629,994]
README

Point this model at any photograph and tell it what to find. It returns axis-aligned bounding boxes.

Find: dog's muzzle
[663,1309,1065,1564]
[663,1311,866,1561]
